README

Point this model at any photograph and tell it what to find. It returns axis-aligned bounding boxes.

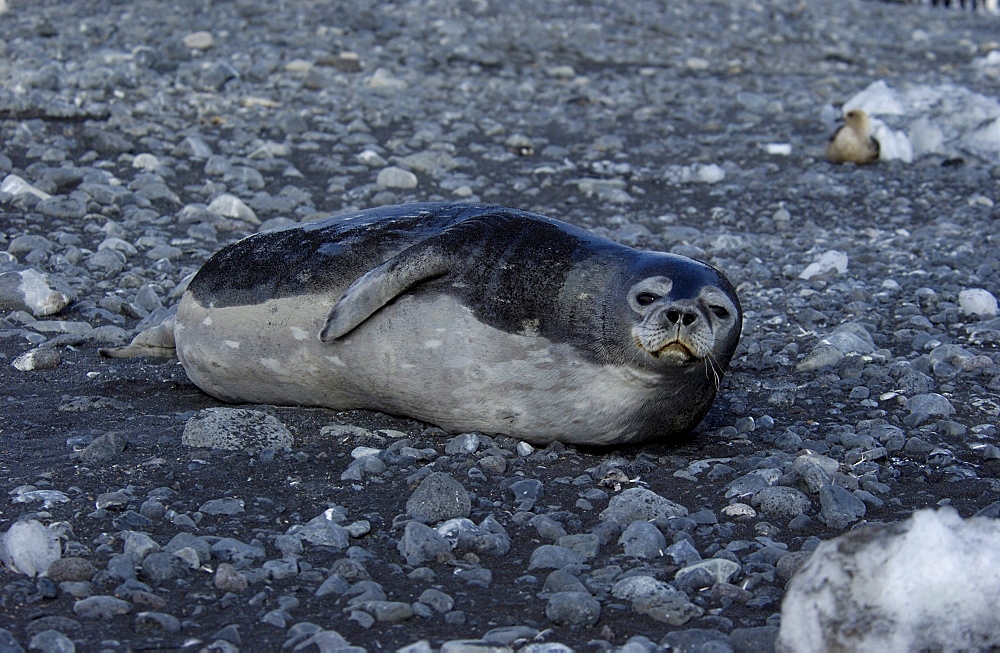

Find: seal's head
[613,254,742,376]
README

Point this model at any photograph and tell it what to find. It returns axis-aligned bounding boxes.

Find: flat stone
[182,408,293,453]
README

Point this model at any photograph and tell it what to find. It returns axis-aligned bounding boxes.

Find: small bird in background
[825,109,880,164]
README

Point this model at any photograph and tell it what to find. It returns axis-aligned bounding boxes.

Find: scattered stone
[619,521,666,558]
[206,194,260,224]
[183,31,214,49]
[752,486,812,518]
[600,487,688,526]
[545,592,601,627]
[0,520,60,577]
[818,484,867,529]
[377,166,418,190]
[214,562,247,593]
[11,347,61,371]
[181,408,293,453]
[72,595,131,619]
[398,521,452,566]
[958,288,998,317]
[406,472,471,523]
[0,269,73,316]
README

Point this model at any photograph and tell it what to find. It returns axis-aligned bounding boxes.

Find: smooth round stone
[72,595,131,619]
[183,31,214,49]
[958,288,998,316]
[376,166,418,190]
[544,591,601,627]
[527,545,586,570]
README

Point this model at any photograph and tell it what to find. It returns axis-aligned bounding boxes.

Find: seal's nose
[664,307,698,327]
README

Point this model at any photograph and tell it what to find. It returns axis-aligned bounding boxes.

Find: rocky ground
[1,0,1000,651]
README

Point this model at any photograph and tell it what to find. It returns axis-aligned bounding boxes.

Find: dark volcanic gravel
[2,0,1000,651]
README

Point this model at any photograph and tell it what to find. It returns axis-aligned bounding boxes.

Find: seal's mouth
[651,340,697,362]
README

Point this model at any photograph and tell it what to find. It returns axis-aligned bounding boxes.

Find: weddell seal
[102,202,742,446]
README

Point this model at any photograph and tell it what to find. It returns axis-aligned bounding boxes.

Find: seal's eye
[635,292,659,306]
[709,305,730,319]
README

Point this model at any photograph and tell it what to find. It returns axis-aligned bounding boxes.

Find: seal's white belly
[175,292,663,445]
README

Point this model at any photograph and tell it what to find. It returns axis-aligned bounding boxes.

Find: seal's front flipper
[320,243,454,342]
[99,319,178,359]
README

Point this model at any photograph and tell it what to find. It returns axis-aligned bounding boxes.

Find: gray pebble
[751,486,812,518]
[134,611,181,634]
[140,552,187,584]
[662,629,733,653]
[600,487,688,526]
[210,538,266,565]
[355,601,414,623]
[527,545,586,570]
[182,408,293,453]
[632,591,704,626]
[819,484,867,529]
[508,478,543,511]
[198,498,245,516]
[27,629,75,653]
[418,588,455,613]
[557,533,601,559]
[545,591,601,627]
[619,521,666,558]
[906,393,955,417]
[78,432,127,462]
[406,472,471,523]
[71,595,131,619]
[397,521,452,566]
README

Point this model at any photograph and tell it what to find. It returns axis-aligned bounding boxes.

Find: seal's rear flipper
[99,319,178,359]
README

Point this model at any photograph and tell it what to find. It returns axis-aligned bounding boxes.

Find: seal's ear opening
[319,242,455,342]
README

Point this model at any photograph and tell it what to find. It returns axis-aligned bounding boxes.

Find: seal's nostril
[664,308,697,326]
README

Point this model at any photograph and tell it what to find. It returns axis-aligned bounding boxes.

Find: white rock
[685,57,710,71]
[207,193,260,224]
[12,347,61,371]
[351,446,382,459]
[1,174,52,200]
[1,520,61,577]
[376,166,418,190]
[663,164,726,184]
[695,163,725,183]
[958,288,999,317]
[366,68,407,90]
[357,149,388,167]
[284,59,313,73]
[778,508,1000,652]
[763,143,792,155]
[183,31,214,50]
[248,142,291,159]
[132,153,162,171]
[799,250,848,280]
[546,65,576,78]
[721,503,756,518]
[0,268,72,317]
